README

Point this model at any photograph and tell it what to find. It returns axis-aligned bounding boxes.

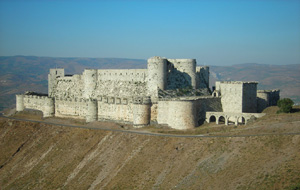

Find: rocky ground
[0,107,299,190]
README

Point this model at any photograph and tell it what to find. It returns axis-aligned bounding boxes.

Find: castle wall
[269,90,280,106]
[217,81,258,113]
[150,103,158,122]
[166,59,197,90]
[97,97,133,123]
[168,100,196,130]
[51,75,84,99]
[86,99,97,122]
[242,82,257,113]
[47,57,210,101]
[83,69,97,99]
[218,82,243,113]
[133,104,151,126]
[97,69,147,82]
[55,98,87,119]
[157,101,169,124]
[196,66,210,89]
[167,59,197,89]
[257,89,280,112]
[48,68,64,97]
[157,97,221,129]
[22,95,55,117]
[17,56,280,130]
[16,95,25,111]
[94,81,148,98]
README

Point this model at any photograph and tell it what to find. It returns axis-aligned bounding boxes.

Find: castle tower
[167,59,197,89]
[196,66,210,89]
[16,94,24,111]
[48,68,64,97]
[132,97,151,127]
[86,99,98,122]
[83,69,97,99]
[167,100,196,129]
[147,56,167,96]
[43,97,55,117]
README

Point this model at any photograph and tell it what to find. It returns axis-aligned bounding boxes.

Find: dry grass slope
[0,108,300,190]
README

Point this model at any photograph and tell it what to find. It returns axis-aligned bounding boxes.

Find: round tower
[43,97,55,117]
[178,59,197,89]
[86,99,98,122]
[257,90,269,113]
[168,100,196,130]
[133,97,151,127]
[16,94,24,111]
[83,69,97,99]
[147,56,167,96]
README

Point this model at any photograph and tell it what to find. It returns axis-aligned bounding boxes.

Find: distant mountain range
[0,56,299,111]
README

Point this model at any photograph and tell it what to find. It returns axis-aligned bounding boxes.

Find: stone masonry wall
[22,95,54,117]
[52,75,84,99]
[97,97,134,123]
[257,89,280,112]
[196,66,210,89]
[157,97,221,129]
[217,81,258,113]
[166,59,197,90]
[54,98,87,120]
[218,82,243,113]
[50,69,148,99]
[242,82,258,113]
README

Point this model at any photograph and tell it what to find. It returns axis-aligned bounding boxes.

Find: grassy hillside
[0,109,300,190]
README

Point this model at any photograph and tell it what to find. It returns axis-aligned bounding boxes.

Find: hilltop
[0,107,300,189]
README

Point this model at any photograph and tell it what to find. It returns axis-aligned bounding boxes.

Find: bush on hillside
[277,98,294,113]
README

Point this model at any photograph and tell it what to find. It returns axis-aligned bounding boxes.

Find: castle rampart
[18,94,55,117]
[97,69,147,82]
[16,56,280,130]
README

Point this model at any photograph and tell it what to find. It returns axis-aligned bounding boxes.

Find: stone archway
[209,115,216,123]
[238,116,246,125]
[227,116,236,125]
[218,116,226,124]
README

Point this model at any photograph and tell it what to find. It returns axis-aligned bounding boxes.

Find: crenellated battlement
[24,95,53,100]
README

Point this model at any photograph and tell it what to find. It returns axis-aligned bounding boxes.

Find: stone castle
[16,56,280,130]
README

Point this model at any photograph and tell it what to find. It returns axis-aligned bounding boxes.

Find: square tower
[216,81,258,113]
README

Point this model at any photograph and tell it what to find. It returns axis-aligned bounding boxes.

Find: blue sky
[0,0,299,65]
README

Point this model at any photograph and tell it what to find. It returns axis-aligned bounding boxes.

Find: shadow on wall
[166,68,192,90]
[257,97,268,113]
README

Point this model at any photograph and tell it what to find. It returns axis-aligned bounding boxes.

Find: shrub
[277,98,294,113]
